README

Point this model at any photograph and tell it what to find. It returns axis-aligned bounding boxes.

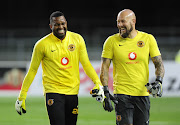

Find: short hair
[50,11,64,24]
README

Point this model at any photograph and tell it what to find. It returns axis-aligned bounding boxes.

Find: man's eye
[54,24,59,26]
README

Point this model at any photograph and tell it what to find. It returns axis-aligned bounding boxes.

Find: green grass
[1,96,180,125]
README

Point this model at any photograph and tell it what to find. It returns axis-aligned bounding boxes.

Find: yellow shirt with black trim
[102,31,161,96]
[19,31,101,100]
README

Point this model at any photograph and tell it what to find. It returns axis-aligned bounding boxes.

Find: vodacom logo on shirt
[61,57,69,65]
[128,52,137,60]
[126,52,139,64]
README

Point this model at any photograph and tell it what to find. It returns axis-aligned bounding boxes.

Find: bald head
[117,9,136,21]
[117,9,137,38]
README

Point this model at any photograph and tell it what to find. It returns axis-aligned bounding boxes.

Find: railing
[0,27,179,61]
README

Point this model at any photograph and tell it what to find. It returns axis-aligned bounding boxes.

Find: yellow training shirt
[102,31,161,96]
[19,31,101,100]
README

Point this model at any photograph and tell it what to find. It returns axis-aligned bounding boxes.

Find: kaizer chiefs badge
[137,41,145,47]
[116,115,122,122]
[68,44,75,51]
[47,99,54,106]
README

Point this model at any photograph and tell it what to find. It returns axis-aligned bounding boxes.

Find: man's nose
[58,25,64,29]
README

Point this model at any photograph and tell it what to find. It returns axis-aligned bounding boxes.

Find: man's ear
[132,18,136,24]
[49,24,52,30]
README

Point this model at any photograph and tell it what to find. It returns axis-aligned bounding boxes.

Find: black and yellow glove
[90,84,105,103]
[15,99,26,115]
[15,91,27,115]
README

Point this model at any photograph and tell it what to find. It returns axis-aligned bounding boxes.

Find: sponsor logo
[125,61,139,64]
[137,41,145,47]
[47,99,54,106]
[128,52,137,60]
[68,44,75,51]
[61,57,69,65]
[59,66,72,70]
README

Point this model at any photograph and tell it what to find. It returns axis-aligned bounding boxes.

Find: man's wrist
[18,90,27,101]
[156,76,163,84]
[103,86,109,94]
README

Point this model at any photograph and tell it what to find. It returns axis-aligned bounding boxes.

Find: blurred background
[0,0,180,94]
[0,1,180,61]
[0,1,180,125]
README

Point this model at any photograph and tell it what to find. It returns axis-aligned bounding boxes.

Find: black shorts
[45,93,78,125]
[114,94,150,125]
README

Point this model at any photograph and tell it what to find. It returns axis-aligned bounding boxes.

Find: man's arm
[18,42,44,100]
[100,57,118,112]
[151,55,165,78]
[146,55,165,97]
[15,41,44,115]
[100,57,111,86]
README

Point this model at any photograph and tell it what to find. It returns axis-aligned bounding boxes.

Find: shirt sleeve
[79,36,101,85]
[101,36,113,59]
[149,34,161,58]
[18,41,44,100]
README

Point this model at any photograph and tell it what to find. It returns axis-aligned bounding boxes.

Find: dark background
[2,1,179,29]
[0,1,180,60]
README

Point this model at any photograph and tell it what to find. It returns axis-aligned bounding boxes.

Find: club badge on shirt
[68,44,75,51]
[137,41,145,47]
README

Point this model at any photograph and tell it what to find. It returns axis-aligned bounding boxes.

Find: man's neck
[128,30,138,39]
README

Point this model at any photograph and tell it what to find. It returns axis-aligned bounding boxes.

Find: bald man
[100,9,165,125]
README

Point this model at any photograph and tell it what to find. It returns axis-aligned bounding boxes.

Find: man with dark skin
[50,15,67,40]
[100,9,165,125]
[15,11,102,125]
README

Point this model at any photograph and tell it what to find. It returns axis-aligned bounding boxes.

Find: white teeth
[58,30,64,33]
[121,28,126,31]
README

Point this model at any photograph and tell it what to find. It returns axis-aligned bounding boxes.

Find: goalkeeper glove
[145,76,163,98]
[90,84,105,103]
[15,99,26,115]
[103,86,118,112]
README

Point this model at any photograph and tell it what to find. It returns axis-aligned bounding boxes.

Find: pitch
[1,97,180,125]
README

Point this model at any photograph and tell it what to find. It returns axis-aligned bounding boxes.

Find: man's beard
[120,24,133,38]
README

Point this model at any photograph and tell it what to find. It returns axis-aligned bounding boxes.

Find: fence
[0,61,179,97]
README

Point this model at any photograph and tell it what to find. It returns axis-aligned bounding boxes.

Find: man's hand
[90,84,105,103]
[103,86,118,112]
[151,81,162,97]
[15,99,26,115]
[145,76,163,98]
